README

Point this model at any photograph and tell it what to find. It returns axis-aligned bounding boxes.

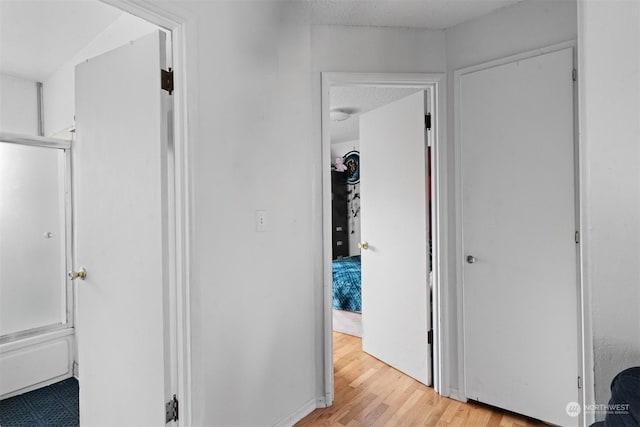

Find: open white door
[74,31,174,426]
[359,91,431,386]
[460,48,578,426]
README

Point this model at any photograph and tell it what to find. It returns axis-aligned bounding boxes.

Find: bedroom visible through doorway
[329,85,426,340]
[322,72,446,404]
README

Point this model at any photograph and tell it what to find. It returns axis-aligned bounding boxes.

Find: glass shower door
[0,140,71,340]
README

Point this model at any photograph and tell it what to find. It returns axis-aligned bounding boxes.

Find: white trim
[273,398,318,427]
[453,40,576,78]
[316,395,329,408]
[101,0,193,30]
[452,41,586,418]
[64,143,74,337]
[320,72,448,404]
[99,2,194,425]
[320,73,334,405]
[0,328,74,353]
[431,77,449,395]
[0,132,71,149]
[170,21,196,427]
[576,3,596,424]
[0,323,70,345]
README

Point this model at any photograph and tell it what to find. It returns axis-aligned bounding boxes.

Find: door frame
[99,1,195,424]
[320,72,448,404]
[453,41,591,426]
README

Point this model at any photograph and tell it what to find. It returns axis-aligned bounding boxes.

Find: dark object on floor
[590,366,640,427]
[0,378,78,427]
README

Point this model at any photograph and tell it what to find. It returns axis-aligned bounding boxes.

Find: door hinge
[161,68,174,95]
[425,113,432,131]
[578,376,582,389]
[575,230,580,244]
[427,329,433,344]
[572,69,577,82]
[165,394,179,423]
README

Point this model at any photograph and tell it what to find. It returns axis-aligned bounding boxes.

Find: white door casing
[459,47,578,426]
[74,31,173,425]
[359,90,432,386]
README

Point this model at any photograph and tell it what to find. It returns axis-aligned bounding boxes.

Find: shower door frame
[0,132,75,398]
[0,132,74,342]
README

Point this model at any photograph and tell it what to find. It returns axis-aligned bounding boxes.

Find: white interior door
[460,48,578,426]
[359,91,431,386]
[74,31,173,426]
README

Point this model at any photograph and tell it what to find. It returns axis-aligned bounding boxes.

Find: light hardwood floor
[296,332,548,427]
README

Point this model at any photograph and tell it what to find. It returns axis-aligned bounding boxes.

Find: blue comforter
[332,256,362,312]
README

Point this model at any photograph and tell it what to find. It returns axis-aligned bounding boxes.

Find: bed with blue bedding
[332,255,362,312]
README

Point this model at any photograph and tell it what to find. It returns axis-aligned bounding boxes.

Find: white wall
[165,18,447,424]
[312,25,446,74]
[80,1,636,424]
[176,2,316,425]
[579,0,640,415]
[159,1,635,424]
[0,73,38,135]
[444,0,577,398]
[43,13,156,137]
[331,140,360,256]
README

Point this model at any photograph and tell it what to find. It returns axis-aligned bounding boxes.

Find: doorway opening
[329,85,425,339]
[321,72,447,405]
[0,1,191,424]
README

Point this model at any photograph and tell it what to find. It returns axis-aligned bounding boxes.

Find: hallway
[297,332,548,426]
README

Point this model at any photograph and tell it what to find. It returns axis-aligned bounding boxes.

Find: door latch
[69,267,87,280]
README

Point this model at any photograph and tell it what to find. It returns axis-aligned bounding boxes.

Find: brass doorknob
[69,267,87,280]
[358,241,369,250]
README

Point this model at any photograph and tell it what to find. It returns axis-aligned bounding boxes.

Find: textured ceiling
[0,0,525,83]
[311,0,524,29]
[330,86,422,144]
[0,0,122,81]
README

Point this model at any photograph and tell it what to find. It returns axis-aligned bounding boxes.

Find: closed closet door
[460,48,579,426]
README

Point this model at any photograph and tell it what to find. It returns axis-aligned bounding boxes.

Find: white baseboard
[316,395,331,408]
[448,388,468,403]
[273,398,317,427]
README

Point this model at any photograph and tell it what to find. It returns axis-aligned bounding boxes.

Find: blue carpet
[0,378,78,427]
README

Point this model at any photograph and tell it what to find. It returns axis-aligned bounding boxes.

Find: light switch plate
[256,210,267,232]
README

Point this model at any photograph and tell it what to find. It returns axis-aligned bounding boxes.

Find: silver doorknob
[358,241,369,250]
[69,267,87,280]
[466,255,477,264]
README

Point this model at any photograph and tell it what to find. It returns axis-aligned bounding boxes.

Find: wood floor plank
[296,332,549,427]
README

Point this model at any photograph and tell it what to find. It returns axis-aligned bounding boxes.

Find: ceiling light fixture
[330,109,351,122]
